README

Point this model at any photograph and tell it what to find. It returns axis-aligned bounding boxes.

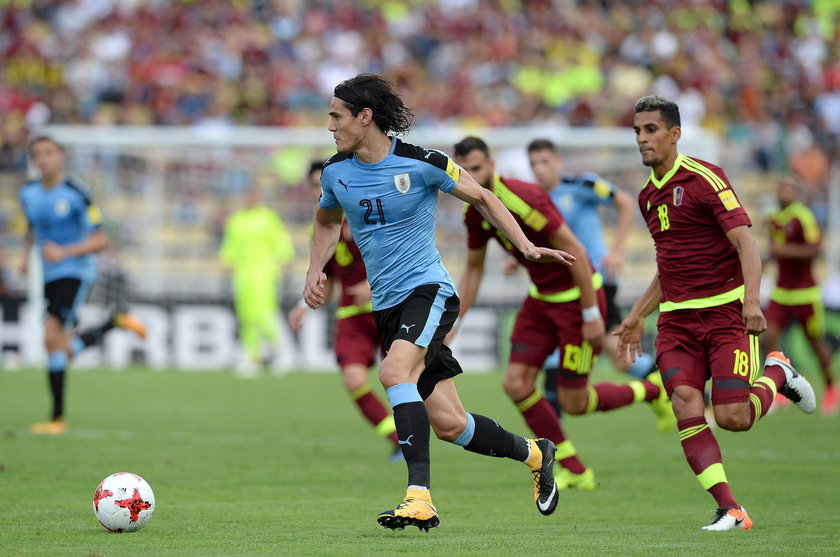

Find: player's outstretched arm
[43,229,109,262]
[305,206,344,309]
[449,173,575,265]
[726,225,766,334]
[615,273,661,363]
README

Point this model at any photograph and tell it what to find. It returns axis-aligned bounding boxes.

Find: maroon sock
[588,381,660,412]
[748,365,786,426]
[678,416,737,508]
[355,390,390,425]
[591,383,634,410]
[354,390,397,445]
[641,380,661,401]
[518,394,586,474]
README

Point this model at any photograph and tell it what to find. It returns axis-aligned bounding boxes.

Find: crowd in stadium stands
[1,0,838,188]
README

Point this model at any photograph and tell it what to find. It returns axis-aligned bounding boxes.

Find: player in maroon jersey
[616,95,816,531]
[447,136,673,490]
[289,162,401,458]
[765,178,836,415]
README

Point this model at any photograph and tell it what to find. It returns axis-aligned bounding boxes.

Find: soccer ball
[93,472,155,533]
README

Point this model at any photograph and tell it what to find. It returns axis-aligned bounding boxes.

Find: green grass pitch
[1,363,838,556]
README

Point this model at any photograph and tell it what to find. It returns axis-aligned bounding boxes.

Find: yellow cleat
[555,466,597,490]
[30,418,67,435]
[647,373,676,432]
[114,312,148,340]
[377,489,439,532]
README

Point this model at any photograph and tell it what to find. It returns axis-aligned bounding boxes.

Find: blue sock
[386,383,430,488]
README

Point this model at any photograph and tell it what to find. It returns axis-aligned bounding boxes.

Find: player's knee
[341,364,368,391]
[715,400,752,431]
[502,374,529,400]
[378,363,405,389]
[669,386,705,420]
[714,407,752,431]
[558,392,587,415]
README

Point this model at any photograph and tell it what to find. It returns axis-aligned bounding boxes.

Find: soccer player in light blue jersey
[303,74,574,531]
[527,140,663,428]
[18,136,147,434]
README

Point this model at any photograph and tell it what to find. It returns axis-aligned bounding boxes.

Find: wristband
[581,305,600,323]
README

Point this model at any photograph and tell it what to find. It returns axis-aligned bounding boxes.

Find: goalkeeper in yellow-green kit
[220,186,295,375]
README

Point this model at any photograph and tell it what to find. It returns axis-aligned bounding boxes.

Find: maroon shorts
[509,289,606,389]
[656,301,761,405]
[335,313,381,368]
[764,300,825,337]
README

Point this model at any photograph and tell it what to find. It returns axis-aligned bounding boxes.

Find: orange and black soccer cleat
[114,312,148,340]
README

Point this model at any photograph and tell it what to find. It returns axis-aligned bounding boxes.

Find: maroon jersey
[768,201,820,290]
[638,155,752,306]
[324,221,368,308]
[464,175,578,294]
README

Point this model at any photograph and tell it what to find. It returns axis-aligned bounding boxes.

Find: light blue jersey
[19,178,102,284]
[319,138,461,310]
[548,172,616,280]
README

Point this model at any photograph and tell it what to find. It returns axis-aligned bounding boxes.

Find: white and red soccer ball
[93,472,155,533]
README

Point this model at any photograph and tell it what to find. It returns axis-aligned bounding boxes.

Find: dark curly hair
[333,74,414,136]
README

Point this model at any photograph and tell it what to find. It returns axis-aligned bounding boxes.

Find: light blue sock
[48,350,68,373]
[453,412,476,447]
[385,383,422,408]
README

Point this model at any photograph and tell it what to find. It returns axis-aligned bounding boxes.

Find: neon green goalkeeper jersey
[219,205,295,277]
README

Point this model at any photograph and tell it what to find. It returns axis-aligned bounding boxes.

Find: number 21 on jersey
[360,198,386,225]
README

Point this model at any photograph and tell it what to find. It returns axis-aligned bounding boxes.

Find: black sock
[464,414,530,462]
[543,368,563,418]
[49,371,65,420]
[79,318,116,348]
[393,401,431,488]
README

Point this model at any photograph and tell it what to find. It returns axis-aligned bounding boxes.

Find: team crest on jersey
[54,199,70,217]
[673,186,684,206]
[394,173,411,193]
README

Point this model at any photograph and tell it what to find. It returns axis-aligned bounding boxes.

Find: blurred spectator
[0,0,838,212]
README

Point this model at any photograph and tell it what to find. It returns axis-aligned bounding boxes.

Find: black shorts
[44,277,90,327]
[373,283,463,399]
[603,283,623,330]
